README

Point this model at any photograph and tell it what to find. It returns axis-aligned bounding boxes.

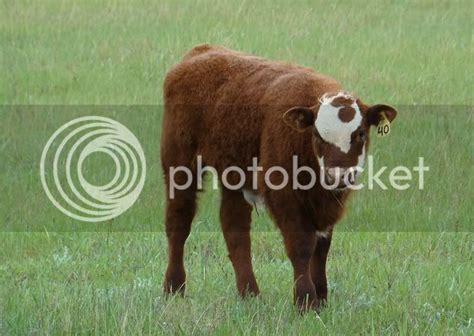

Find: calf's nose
[325,167,358,185]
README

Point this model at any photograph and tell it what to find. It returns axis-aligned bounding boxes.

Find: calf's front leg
[310,231,332,303]
[282,230,319,312]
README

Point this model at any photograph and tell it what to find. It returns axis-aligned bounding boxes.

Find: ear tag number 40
[377,112,391,137]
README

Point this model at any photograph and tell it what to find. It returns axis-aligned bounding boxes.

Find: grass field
[1,0,473,334]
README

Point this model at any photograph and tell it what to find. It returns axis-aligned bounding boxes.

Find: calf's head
[283,92,397,189]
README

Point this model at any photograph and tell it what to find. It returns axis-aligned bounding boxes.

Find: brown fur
[338,106,356,122]
[161,44,397,312]
[331,95,354,107]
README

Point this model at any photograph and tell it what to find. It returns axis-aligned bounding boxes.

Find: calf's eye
[358,130,366,141]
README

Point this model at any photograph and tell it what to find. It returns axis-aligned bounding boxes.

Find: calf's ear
[367,104,397,126]
[283,106,315,131]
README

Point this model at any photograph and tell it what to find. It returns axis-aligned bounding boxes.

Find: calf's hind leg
[163,179,197,295]
[220,188,259,297]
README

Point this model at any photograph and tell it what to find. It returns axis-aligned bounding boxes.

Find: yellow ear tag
[376,112,391,137]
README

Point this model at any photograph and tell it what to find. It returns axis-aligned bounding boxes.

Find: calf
[161,44,397,311]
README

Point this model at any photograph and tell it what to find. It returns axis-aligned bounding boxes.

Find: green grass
[1,232,472,335]
[1,0,473,334]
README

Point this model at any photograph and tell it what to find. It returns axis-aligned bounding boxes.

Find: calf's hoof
[237,278,260,298]
[295,295,321,314]
[163,269,186,296]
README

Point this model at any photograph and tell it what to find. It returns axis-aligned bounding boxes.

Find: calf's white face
[283,91,398,189]
[315,92,362,154]
[312,92,367,187]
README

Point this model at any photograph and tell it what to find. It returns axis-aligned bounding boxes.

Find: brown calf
[161,44,397,311]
